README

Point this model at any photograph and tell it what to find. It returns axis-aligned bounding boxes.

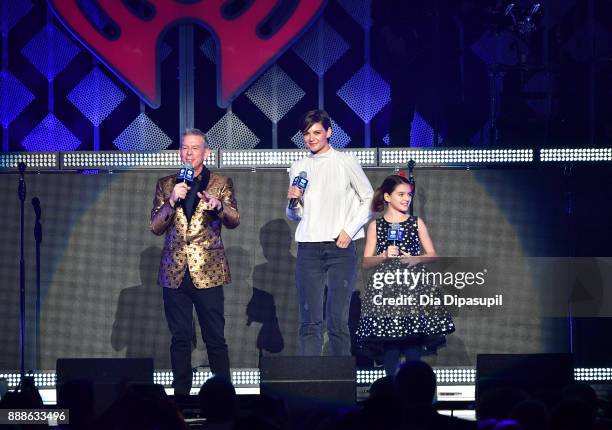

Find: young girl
[356,174,455,376]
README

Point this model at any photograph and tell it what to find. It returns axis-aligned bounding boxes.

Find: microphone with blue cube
[176,163,194,184]
[292,174,308,190]
[175,163,194,204]
[288,171,308,209]
[387,223,404,256]
[387,223,404,242]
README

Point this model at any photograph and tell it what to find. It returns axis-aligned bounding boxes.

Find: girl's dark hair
[371,174,413,212]
[300,109,332,133]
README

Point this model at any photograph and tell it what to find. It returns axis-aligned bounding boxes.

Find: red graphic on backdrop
[48,0,325,108]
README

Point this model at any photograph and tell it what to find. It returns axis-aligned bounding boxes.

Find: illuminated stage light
[0,152,59,171]
[379,148,533,167]
[60,150,217,170]
[4,367,612,390]
[574,367,612,382]
[433,368,476,384]
[192,370,214,386]
[220,149,377,168]
[220,149,305,168]
[540,148,612,162]
[356,369,385,384]
[230,369,260,386]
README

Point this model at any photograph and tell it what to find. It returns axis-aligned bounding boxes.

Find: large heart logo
[49,0,325,108]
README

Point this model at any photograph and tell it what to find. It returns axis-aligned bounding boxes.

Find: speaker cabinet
[476,353,574,412]
[260,356,356,415]
[56,358,154,417]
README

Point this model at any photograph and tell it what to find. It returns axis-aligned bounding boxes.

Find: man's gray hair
[181,128,209,147]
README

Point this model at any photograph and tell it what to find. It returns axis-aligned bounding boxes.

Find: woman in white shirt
[287,109,374,355]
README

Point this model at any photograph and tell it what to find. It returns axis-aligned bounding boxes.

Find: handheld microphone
[175,163,194,203]
[176,163,194,183]
[387,223,404,243]
[387,223,404,256]
[288,171,308,209]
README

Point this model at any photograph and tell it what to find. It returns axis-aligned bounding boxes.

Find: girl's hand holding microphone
[384,245,400,258]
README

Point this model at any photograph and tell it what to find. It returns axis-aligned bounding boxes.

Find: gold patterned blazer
[150,173,240,289]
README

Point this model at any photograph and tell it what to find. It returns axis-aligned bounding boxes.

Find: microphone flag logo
[292,176,308,190]
[387,226,404,242]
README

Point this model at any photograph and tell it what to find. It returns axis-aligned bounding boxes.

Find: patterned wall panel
[383,113,440,148]
[67,67,126,127]
[337,64,390,123]
[337,0,372,30]
[471,120,493,147]
[206,111,260,150]
[471,31,521,66]
[245,65,305,124]
[113,113,172,151]
[22,114,80,151]
[0,71,35,127]
[21,23,79,81]
[0,1,32,34]
[292,19,349,77]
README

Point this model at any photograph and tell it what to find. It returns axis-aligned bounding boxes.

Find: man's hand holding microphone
[169,182,190,207]
[169,164,193,208]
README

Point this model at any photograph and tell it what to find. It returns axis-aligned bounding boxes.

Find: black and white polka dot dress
[356,216,455,356]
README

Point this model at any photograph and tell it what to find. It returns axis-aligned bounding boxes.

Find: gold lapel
[175,205,190,237]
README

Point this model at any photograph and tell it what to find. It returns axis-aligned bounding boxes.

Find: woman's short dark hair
[300,110,332,133]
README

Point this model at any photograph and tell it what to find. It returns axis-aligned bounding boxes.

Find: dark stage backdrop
[4,0,612,152]
[1,167,601,371]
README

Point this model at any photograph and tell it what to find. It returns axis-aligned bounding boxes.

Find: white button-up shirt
[286,147,374,242]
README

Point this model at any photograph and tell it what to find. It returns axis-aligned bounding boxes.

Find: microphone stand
[32,197,42,369]
[407,160,416,217]
[563,164,574,354]
[17,162,26,379]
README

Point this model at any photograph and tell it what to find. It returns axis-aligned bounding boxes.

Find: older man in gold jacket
[150,128,239,394]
